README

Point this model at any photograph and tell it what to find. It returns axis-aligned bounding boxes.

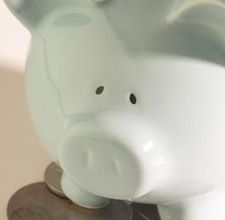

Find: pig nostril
[111,159,121,175]
[82,150,93,168]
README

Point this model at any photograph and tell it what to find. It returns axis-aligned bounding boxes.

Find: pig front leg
[61,174,110,209]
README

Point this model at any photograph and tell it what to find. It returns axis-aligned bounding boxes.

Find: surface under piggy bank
[4,0,225,220]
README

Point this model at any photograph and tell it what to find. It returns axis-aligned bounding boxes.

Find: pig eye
[96,86,104,95]
[129,93,137,105]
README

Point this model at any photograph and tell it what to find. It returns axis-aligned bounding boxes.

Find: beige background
[0,67,51,220]
[0,1,51,219]
[0,0,30,70]
[0,67,50,220]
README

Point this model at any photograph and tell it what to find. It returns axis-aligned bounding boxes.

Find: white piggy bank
[4,0,225,220]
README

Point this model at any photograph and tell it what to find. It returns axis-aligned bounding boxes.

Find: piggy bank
[4,0,225,220]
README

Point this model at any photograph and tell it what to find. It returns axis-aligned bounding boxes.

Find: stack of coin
[8,162,134,220]
[44,162,66,198]
[8,182,133,220]
[132,203,160,220]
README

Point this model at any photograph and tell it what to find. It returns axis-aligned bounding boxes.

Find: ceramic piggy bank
[5,0,225,220]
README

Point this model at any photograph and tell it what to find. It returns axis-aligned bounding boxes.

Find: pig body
[4,1,225,220]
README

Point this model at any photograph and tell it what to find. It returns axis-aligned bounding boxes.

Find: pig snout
[58,110,171,200]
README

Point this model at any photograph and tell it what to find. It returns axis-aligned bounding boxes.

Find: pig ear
[167,1,225,31]
[4,0,60,31]
[4,0,35,30]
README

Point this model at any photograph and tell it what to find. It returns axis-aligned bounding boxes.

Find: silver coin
[7,182,133,220]
[44,162,66,198]
[132,203,160,220]
[10,205,51,220]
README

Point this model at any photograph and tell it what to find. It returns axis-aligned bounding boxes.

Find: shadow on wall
[0,65,50,220]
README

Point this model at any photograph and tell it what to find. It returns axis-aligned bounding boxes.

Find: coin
[10,205,51,220]
[7,182,133,220]
[44,162,66,198]
[132,203,161,220]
